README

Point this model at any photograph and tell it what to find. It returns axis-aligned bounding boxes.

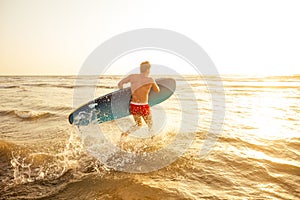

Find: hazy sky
[1,0,299,75]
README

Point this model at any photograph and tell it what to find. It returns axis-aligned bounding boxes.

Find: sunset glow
[1,0,300,75]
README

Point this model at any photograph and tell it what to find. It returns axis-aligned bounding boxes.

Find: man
[118,61,160,137]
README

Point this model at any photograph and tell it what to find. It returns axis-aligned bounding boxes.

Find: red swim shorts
[130,102,150,117]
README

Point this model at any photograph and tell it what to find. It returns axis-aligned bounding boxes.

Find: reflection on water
[0,75,299,199]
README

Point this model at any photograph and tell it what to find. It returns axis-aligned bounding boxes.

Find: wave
[21,83,75,89]
[225,84,300,89]
[0,110,57,120]
[0,140,15,162]
[49,105,73,112]
[0,134,191,200]
[42,173,185,200]
[0,140,16,189]
[97,85,116,89]
[0,85,20,89]
[0,130,109,199]
[19,83,116,89]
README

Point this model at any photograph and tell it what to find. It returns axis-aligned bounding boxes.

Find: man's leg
[133,115,143,126]
[142,114,153,137]
[121,115,142,137]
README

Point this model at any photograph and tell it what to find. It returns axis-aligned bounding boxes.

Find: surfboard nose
[68,113,74,124]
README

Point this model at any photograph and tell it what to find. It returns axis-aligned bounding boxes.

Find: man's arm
[118,75,131,89]
[152,79,160,93]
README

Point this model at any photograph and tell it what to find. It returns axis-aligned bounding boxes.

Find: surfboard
[68,78,176,126]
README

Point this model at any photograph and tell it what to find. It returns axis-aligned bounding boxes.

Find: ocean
[0,75,299,199]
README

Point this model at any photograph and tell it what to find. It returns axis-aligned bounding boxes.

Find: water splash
[8,128,106,186]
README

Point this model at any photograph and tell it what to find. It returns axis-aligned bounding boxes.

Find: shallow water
[0,75,299,199]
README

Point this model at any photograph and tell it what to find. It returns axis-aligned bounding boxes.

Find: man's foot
[121,132,129,138]
[148,128,155,139]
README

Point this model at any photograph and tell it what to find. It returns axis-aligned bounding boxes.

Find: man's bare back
[132,83,152,103]
[118,73,159,103]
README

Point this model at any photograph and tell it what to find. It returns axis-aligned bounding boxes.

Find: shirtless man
[118,61,160,137]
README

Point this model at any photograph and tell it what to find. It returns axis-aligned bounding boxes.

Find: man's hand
[118,75,131,89]
[118,82,123,89]
[152,79,160,93]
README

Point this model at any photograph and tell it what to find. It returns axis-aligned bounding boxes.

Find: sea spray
[8,128,106,186]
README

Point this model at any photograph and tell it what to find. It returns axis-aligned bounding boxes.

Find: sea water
[0,75,299,199]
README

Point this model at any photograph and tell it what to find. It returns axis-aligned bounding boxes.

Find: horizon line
[0,73,299,77]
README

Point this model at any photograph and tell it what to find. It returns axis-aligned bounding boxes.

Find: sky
[0,0,300,75]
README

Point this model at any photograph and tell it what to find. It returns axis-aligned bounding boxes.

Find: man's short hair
[140,61,151,73]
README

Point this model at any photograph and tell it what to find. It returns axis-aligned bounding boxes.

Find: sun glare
[250,91,293,140]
